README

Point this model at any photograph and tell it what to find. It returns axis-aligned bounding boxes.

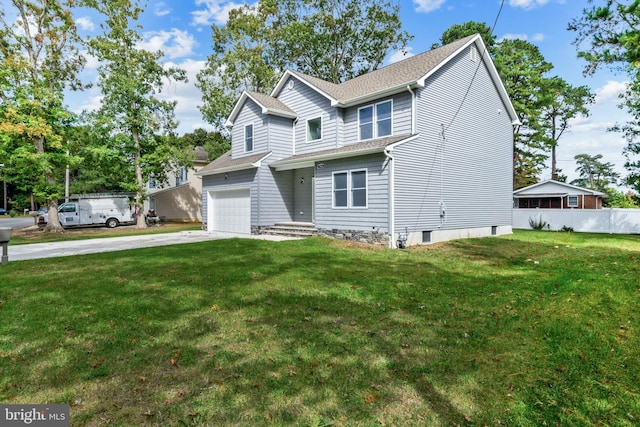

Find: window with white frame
[307,117,322,142]
[244,124,253,152]
[358,100,392,140]
[149,177,156,189]
[333,169,368,208]
[567,195,578,207]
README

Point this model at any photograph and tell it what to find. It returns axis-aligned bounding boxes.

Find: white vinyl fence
[513,208,640,234]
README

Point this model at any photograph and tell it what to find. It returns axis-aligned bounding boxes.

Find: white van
[38,194,135,228]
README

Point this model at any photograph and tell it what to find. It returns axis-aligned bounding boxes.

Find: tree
[197,0,412,132]
[572,153,620,191]
[492,39,556,189]
[180,129,230,162]
[83,0,187,228]
[602,187,639,208]
[569,0,640,192]
[433,21,495,51]
[0,0,85,231]
[536,77,594,179]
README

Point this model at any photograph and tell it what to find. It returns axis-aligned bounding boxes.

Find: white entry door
[209,189,251,234]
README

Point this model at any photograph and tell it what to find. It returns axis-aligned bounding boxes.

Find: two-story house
[197,34,519,247]
[146,146,208,222]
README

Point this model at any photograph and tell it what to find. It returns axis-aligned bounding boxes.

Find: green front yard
[0,230,638,425]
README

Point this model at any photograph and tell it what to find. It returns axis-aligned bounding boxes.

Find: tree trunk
[551,145,558,180]
[133,126,148,229]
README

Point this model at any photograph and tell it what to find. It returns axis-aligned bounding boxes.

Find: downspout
[292,118,298,155]
[407,85,416,134]
[385,147,395,249]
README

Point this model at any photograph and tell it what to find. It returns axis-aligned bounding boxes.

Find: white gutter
[384,147,395,249]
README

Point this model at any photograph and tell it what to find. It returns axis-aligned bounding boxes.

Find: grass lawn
[0,230,638,426]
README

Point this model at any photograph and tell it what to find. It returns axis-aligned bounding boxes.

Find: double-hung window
[244,124,253,152]
[567,195,578,207]
[358,100,392,140]
[333,169,368,208]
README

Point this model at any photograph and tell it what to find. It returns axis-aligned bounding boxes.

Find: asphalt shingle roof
[286,35,476,104]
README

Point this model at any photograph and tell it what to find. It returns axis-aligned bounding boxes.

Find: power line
[442,0,506,134]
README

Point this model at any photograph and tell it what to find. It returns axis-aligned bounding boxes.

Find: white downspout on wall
[407,85,416,134]
[385,148,395,249]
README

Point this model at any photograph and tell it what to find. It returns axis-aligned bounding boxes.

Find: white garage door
[209,189,251,234]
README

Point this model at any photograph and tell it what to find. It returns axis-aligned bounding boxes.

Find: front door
[294,168,314,223]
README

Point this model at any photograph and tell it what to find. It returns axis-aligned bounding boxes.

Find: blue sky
[69,0,633,189]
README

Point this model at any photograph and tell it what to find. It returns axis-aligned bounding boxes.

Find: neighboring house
[513,180,606,210]
[146,146,208,222]
[197,34,519,247]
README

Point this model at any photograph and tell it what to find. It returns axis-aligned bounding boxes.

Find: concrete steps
[265,222,318,237]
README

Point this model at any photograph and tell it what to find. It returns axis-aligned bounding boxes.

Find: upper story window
[307,117,322,142]
[149,177,157,189]
[358,100,392,141]
[244,124,254,152]
[176,167,188,186]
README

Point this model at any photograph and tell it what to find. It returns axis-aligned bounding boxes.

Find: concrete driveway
[5,231,297,262]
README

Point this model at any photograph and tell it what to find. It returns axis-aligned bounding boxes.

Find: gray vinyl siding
[256,164,294,225]
[275,76,338,154]
[266,115,294,159]
[342,92,413,145]
[314,153,389,232]
[231,100,265,159]
[201,168,258,227]
[393,46,513,233]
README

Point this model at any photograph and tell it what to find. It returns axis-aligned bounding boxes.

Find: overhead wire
[409,0,506,238]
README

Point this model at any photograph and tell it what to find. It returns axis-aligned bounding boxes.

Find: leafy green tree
[602,187,639,208]
[181,129,230,162]
[569,0,640,192]
[83,0,187,227]
[197,0,412,132]
[572,153,620,191]
[65,122,133,194]
[433,21,495,50]
[0,0,85,231]
[536,77,594,178]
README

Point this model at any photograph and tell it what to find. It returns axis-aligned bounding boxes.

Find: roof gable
[514,180,606,197]
[268,34,518,124]
[226,91,297,127]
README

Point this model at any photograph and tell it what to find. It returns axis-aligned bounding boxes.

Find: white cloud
[154,2,171,17]
[160,59,209,132]
[508,0,550,10]
[191,0,246,26]
[499,33,529,41]
[595,80,628,104]
[75,16,95,31]
[413,0,447,13]
[139,29,196,59]
[388,47,415,64]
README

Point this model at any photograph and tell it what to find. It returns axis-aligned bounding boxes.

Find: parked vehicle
[38,193,135,228]
[0,208,7,216]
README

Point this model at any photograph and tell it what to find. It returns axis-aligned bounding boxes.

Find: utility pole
[0,164,6,211]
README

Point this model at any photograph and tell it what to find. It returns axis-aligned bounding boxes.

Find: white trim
[331,168,368,209]
[332,170,348,209]
[306,116,323,143]
[244,123,254,153]
[567,195,579,208]
[358,99,393,141]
